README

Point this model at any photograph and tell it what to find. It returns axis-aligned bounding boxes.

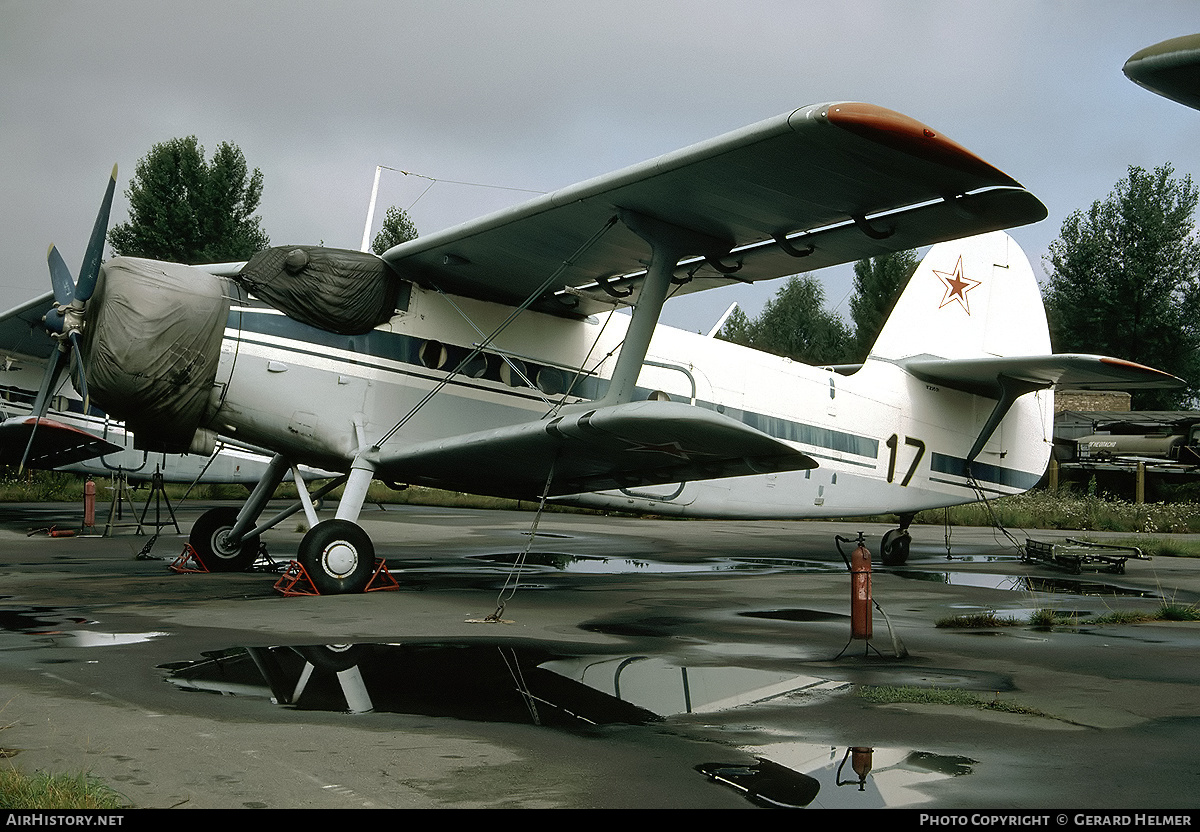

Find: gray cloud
[3,0,1197,333]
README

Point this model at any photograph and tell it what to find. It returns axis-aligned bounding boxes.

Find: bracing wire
[373,215,619,450]
[487,455,557,622]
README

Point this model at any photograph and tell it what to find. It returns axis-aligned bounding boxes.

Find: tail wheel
[298,519,375,594]
[880,528,911,566]
[189,507,259,572]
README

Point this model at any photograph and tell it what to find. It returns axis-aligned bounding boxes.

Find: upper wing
[383,102,1047,317]
[904,354,1186,398]
[367,400,817,500]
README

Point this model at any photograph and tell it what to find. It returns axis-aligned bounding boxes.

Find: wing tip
[818,102,1022,188]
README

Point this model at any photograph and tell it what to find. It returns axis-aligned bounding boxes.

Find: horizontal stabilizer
[0,417,122,468]
[370,401,817,500]
[904,354,1186,399]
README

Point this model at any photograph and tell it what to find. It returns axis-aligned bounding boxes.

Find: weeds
[935,611,1024,628]
[858,685,1049,718]
[912,490,1200,535]
[942,603,1200,628]
[0,768,125,810]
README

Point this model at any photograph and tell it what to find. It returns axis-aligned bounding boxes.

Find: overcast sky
[2,1,1197,333]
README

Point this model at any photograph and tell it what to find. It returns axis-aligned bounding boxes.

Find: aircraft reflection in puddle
[475,551,843,575]
[162,641,975,808]
[161,642,845,722]
[0,604,166,648]
[893,569,1157,597]
[699,745,977,808]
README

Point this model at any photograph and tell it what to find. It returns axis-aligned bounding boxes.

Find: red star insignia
[933,255,982,315]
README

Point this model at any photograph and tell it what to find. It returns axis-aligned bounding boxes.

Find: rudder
[868,231,1049,362]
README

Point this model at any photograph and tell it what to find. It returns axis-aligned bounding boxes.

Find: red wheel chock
[273,558,400,596]
[170,544,209,574]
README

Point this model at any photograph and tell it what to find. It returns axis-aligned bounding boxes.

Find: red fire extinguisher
[838,533,873,640]
[83,477,96,530]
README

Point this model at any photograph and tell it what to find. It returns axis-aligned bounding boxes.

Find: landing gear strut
[297,519,375,595]
[186,453,379,593]
[880,513,914,566]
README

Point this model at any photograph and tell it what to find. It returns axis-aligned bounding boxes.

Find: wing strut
[966,375,1048,466]
[586,209,732,408]
[373,215,620,450]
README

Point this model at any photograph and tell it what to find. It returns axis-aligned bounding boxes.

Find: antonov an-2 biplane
[17,101,1181,592]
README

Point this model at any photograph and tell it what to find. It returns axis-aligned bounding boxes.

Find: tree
[107,136,269,263]
[848,249,919,360]
[371,205,419,254]
[717,274,853,365]
[1043,163,1200,409]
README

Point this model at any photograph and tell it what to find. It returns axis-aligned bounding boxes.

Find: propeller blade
[67,330,89,410]
[47,245,76,307]
[30,348,68,421]
[74,163,117,304]
[20,348,70,472]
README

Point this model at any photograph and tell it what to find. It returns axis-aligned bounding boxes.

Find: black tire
[294,644,367,672]
[189,507,259,572]
[297,519,375,594]
[880,528,911,566]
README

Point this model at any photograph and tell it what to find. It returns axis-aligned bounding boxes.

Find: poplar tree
[849,249,919,360]
[107,136,269,263]
[1043,164,1200,408]
[371,205,419,254]
[717,275,853,365]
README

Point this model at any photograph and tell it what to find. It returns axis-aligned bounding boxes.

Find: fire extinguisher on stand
[840,532,872,641]
[835,532,907,659]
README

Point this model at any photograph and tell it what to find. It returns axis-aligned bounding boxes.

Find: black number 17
[885,434,926,486]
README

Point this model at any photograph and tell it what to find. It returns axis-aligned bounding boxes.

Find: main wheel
[880,528,911,566]
[297,519,375,594]
[189,507,260,572]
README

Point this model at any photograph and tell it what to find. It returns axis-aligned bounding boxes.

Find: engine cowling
[81,257,229,453]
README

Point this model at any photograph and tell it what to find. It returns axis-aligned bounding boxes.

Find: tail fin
[868,231,1049,362]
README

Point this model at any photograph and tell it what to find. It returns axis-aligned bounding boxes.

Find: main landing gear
[189,506,260,572]
[187,453,378,594]
[879,513,914,566]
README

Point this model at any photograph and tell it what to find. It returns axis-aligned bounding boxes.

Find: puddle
[893,570,1157,597]
[162,641,850,723]
[475,552,840,575]
[540,655,847,715]
[700,744,978,808]
[739,609,847,623]
[0,605,163,648]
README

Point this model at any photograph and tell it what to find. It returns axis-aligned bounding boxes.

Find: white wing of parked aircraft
[13,102,1181,590]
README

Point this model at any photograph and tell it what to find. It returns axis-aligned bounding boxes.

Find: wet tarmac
[1,500,1199,810]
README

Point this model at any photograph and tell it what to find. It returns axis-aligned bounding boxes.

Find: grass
[935,611,1024,628]
[7,468,1200,540]
[939,603,1200,629]
[0,768,126,810]
[1073,536,1200,559]
[1087,603,1200,625]
[914,489,1200,536]
[857,685,1049,718]
[0,468,589,515]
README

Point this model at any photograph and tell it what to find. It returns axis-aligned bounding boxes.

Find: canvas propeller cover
[236,246,403,335]
[82,257,229,452]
